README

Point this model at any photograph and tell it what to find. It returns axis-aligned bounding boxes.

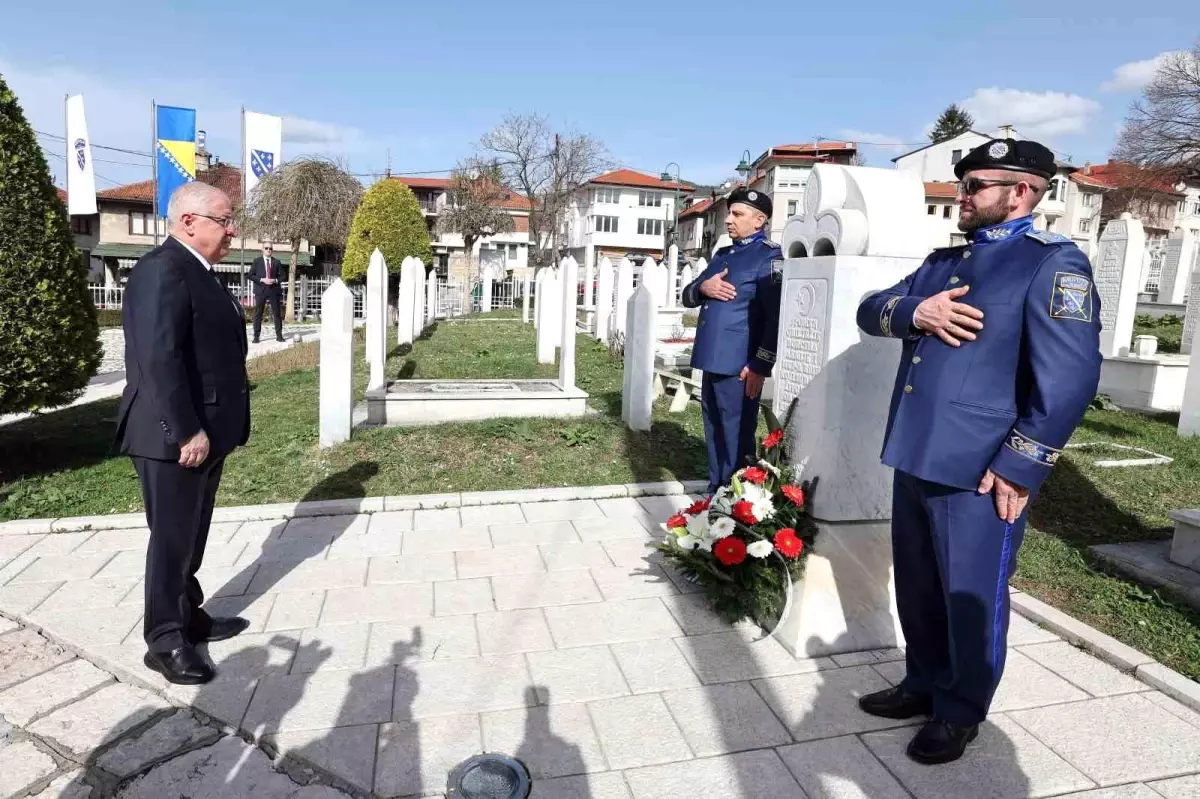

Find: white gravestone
[536,268,560,364]
[397,256,417,347]
[621,284,655,431]
[426,265,437,324]
[712,233,732,255]
[583,245,596,307]
[412,262,426,340]
[559,256,578,390]
[595,257,615,344]
[666,244,680,308]
[640,257,669,308]
[366,249,388,390]
[1094,214,1146,358]
[679,264,694,295]
[771,164,927,658]
[1181,342,1200,436]
[480,265,494,314]
[1160,230,1197,307]
[319,279,355,448]
[1133,335,1158,357]
[613,257,634,341]
[533,268,545,330]
[522,272,532,324]
[1183,257,1200,355]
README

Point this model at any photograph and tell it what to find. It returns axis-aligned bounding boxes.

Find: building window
[508,244,518,258]
[129,211,165,236]
[787,200,797,216]
[593,215,618,233]
[927,205,936,216]
[593,187,619,204]
[70,216,92,235]
[637,218,663,236]
[637,191,661,207]
[1080,218,1092,234]
[1193,201,1200,215]
[951,149,963,164]
[1049,180,1061,201]
[942,206,952,219]
[1081,192,1096,207]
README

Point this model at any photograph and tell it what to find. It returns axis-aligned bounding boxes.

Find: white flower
[685,512,711,539]
[709,517,736,539]
[696,537,714,552]
[758,459,781,477]
[676,534,699,551]
[711,486,733,514]
[740,483,776,522]
[747,540,774,559]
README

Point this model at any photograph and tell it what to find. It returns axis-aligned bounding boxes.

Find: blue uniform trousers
[892,469,1027,726]
[700,371,760,494]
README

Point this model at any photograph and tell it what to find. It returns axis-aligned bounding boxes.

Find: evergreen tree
[341,180,432,283]
[0,74,100,414]
[929,104,976,143]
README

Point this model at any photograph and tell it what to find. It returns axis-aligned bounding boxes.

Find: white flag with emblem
[243,110,283,198]
[65,94,97,216]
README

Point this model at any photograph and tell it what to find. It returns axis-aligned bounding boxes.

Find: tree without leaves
[1114,42,1200,172]
[479,114,613,265]
[436,159,515,279]
[929,104,975,143]
[239,156,363,321]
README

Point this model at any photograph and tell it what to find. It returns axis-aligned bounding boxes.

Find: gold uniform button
[904,385,913,394]
[949,276,961,284]
[912,356,921,364]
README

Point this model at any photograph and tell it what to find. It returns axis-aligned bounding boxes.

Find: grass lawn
[4,313,1200,678]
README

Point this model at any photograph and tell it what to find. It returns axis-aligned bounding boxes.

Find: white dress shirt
[173,237,213,272]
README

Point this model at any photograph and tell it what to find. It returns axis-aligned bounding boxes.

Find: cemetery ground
[3,312,1200,688]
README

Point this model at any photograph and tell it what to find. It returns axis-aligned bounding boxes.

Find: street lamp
[735,149,753,181]
[660,161,681,258]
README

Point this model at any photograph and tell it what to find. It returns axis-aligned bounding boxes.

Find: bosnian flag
[65,95,97,215]
[244,110,283,198]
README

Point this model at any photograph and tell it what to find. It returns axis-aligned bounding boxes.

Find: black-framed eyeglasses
[956,178,1023,196]
[190,213,236,228]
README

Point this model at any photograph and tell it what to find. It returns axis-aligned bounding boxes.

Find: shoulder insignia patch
[763,239,781,249]
[1050,271,1093,322]
[1026,230,1072,245]
[770,258,783,284]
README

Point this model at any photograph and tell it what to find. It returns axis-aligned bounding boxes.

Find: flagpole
[63,94,68,212]
[240,106,246,305]
[151,100,160,246]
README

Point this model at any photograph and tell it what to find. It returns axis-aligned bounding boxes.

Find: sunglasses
[956,178,1023,196]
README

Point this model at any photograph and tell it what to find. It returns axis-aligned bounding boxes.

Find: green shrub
[0,74,101,414]
[341,180,431,283]
[1133,312,1183,354]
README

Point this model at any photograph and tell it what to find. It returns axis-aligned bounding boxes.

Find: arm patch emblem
[771,258,783,284]
[1050,272,1093,322]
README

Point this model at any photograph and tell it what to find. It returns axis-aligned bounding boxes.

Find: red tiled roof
[925,181,959,199]
[55,187,67,205]
[772,141,857,152]
[390,175,533,211]
[1067,161,1182,195]
[679,197,713,220]
[97,179,153,203]
[94,163,246,206]
[590,169,694,191]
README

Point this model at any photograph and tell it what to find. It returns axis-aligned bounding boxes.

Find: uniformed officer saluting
[680,187,781,494]
[855,139,1102,764]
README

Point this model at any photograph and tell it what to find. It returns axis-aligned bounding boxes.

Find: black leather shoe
[252,337,260,344]
[859,685,934,719]
[275,336,285,342]
[192,616,250,643]
[144,646,214,685]
[906,720,979,765]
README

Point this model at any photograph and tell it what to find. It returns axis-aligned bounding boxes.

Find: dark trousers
[253,287,283,340]
[892,469,1028,726]
[700,371,760,494]
[132,455,225,654]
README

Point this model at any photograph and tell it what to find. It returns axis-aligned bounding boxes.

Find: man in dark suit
[118,181,251,685]
[249,242,284,343]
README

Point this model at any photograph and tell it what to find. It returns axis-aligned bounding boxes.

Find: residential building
[56,188,101,280]
[561,169,693,265]
[743,142,859,242]
[922,182,966,249]
[677,197,712,258]
[390,176,533,283]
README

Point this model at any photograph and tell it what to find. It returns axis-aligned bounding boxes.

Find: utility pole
[550,133,561,264]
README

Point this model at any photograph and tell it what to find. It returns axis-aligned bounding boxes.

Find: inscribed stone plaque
[774,278,829,412]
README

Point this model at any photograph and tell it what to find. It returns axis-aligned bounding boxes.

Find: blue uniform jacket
[681,231,782,376]
[856,216,1102,494]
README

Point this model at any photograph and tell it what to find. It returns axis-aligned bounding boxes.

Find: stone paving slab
[94,710,222,778]
[0,628,74,690]
[623,749,804,798]
[0,658,112,726]
[28,682,170,756]
[0,739,59,797]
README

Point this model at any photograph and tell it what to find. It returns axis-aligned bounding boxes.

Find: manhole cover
[446,753,531,798]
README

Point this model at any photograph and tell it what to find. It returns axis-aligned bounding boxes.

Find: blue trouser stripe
[992,522,1015,670]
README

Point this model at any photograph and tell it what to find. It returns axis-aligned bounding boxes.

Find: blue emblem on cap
[74,138,86,171]
[251,149,275,178]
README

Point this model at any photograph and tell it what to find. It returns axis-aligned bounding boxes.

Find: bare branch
[436,158,517,276]
[1114,41,1200,170]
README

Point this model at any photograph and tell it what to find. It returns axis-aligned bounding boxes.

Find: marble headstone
[397,256,417,346]
[1183,256,1200,355]
[1094,214,1146,358]
[640,257,669,308]
[480,265,494,314]
[533,268,545,330]
[1159,230,1196,306]
[666,244,680,308]
[594,257,615,344]
[1181,342,1200,437]
[679,264,694,298]
[613,257,634,341]
[559,256,578,390]
[536,268,560,364]
[621,284,655,431]
[426,265,437,323]
[583,245,596,307]
[522,272,532,324]
[366,249,388,390]
[319,279,354,448]
[412,262,426,339]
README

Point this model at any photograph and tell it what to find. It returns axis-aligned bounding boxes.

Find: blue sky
[3,1,1196,190]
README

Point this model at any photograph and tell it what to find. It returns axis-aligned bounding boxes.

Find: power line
[43,149,122,186]
[35,129,153,159]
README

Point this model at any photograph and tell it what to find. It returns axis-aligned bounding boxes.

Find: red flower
[741,467,768,484]
[714,536,748,566]
[685,497,711,515]
[731,500,758,526]
[666,513,688,529]
[781,484,805,507]
[774,528,804,559]
[763,429,785,449]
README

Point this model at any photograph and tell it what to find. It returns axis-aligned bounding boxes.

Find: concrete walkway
[3,487,1200,798]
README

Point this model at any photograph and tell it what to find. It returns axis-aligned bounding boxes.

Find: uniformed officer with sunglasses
[854,138,1102,764]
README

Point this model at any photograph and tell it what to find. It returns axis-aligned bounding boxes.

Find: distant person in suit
[249,242,285,342]
[117,181,251,685]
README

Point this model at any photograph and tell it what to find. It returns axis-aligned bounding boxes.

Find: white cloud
[961,87,1101,138]
[1101,51,1182,92]
[839,129,910,153]
[281,115,368,147]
